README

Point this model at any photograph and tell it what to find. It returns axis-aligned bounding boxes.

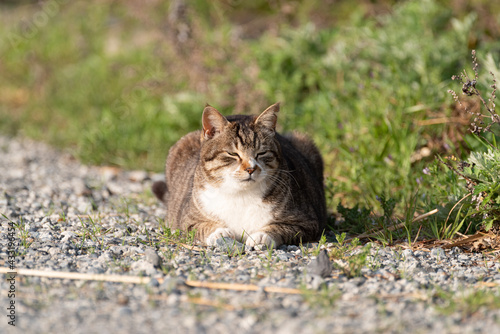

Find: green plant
[401,191,420,247]
[1,0,496,214]
[301,284,341,311]
[433,287,500,318]
[15,217,32,252]
[337,195,404,245]
[337,202,372,234]
[329,233,371,278]
[311,233,328,257]
[2,214,33,254]
[437,50,500,231]
[373,195,398,245]
[217,237,245,258]
[77,214,112,249]
[157,222,196,246]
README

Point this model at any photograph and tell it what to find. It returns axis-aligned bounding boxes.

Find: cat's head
[199,103,282,192]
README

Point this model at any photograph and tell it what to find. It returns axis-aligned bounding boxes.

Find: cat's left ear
[255,102,280,132]
[202,105,229,139]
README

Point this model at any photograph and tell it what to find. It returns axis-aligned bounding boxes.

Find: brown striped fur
[152,103,326,248]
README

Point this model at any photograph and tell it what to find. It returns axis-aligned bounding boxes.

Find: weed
[311,233,328,257]
[1,0,497,214]
[158,224,195,246]
[15,217,32,252]
[301,284,341,312]
[401,191,420,247]
[433,287,500,318]
[1,1,500,241]
[336,203,372,234]
[330,233,371,278]
[77,214,112,249]
[435,50,500,232]
[217,237,245,258]
[3,214,33,254]
[337,195,404,245]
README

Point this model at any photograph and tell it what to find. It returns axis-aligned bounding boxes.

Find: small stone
[38,231,53,242]
[117,294,129,306]
[106,182,123,195]
[458,254,469,261]
[48,247,60,256]
[430,248,446,259]
[450,247,463,255]
[161,277,181,293]
[73,179,92,196]
[150,173,165,183]
[305,274,325,290]
[277,253,291,261]
[402,249,414,258]
[237,274,251,283]
[148,277,160,288]
[115,306,132,317]
[145,248,162,268]
[131,260,157,275]
[61,231,77,243]
[99,166,120,181]
[128,170,149,182]
[306,249,332,278]
[215,237,245,255]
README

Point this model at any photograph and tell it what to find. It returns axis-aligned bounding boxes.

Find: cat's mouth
[242,177,255,182]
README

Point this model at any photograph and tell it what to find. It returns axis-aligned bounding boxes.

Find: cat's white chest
[197,184,274,241]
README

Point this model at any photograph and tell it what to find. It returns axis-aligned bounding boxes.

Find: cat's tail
[152,181,168,203]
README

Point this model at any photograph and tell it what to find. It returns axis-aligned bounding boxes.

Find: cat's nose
[246,167,256,175]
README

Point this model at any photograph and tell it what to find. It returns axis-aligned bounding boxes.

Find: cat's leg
[246,232,277,249]
[185,219,236,246]
[249,218,320,248]
[206,227,236,246]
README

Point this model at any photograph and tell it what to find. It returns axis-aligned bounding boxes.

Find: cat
[152,102,327,248]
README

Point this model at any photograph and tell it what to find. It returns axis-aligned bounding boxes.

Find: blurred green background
[1,0,500,218]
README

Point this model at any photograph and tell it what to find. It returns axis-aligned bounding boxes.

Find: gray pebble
[145,248,162,268]
[430,248,446,259]
[306,249,332,278]
[215,237,245,255]
[305,274,325,290]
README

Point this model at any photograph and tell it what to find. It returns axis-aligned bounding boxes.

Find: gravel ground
[1,136,500,334]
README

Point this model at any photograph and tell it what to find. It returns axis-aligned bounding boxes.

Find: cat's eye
[226,151,240,158]
[256,151,269,158]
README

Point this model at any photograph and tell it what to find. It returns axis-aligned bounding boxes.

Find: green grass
[433,287,500,318]
[1,0,500,240]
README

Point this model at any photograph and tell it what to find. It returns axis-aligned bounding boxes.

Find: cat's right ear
[202,105,229,140]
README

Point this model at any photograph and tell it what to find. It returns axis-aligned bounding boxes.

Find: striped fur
[152,103,326,248]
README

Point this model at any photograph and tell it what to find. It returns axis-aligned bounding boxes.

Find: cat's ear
[202,105,229,139]
[255,102,280,132]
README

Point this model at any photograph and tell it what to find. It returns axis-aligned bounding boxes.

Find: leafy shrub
[427,50,500,233]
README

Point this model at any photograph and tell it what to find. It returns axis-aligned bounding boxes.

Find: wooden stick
[0,269,302,294]
[412,209,439,223]
[442,232,489,249]
[0,268,151,284]
[185,280,302,295]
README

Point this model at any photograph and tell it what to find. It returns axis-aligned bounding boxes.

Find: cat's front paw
[246,232,276,249]
[206,227,236,246]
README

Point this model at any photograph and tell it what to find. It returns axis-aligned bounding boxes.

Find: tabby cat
[152,103,326,248]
